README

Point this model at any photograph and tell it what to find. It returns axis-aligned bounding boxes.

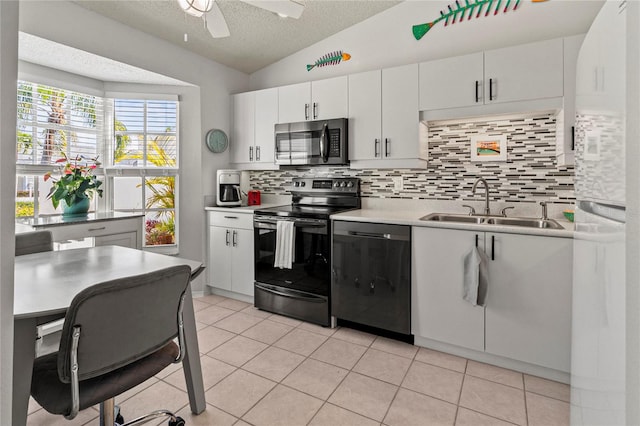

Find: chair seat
[31,342,179,416]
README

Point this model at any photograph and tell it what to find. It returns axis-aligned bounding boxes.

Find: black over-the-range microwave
[274,118,348,166]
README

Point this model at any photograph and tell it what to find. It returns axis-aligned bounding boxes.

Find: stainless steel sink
[485,217,564,229]
[420,213,565,230]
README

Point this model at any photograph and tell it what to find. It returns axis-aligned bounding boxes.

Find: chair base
[99,399,184,426]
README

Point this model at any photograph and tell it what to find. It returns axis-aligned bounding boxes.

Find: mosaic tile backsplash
[249,113,575,205]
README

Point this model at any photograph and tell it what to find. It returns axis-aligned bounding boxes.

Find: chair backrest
[56,265,192,383]
[16,231,53,256]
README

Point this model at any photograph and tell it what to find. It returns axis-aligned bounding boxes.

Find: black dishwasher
[332,221,411,335]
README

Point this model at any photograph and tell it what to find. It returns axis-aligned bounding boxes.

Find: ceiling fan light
[177,0,213,18]
[277,12,288,18]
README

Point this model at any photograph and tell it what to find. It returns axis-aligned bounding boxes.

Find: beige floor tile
[524,374,570,402]
[282,358,349,400]
[273,328,328,356]
[243,384,323,426]
[401,360,464,404]
[118,380,189,422]
[309,403,380,426]
[328,372,398,422]
[240,305,273,319]
[234,420,252,426]
[466,360,524,389]
[195,321,208,331]
[459,375,526,425]
[208,335,268,367]
[241,319,294,344]
[28,397,41,415]
[195,305,236,325]
[192,298,210,312]
[205,369,276,417]
[415,347,467,373]
[26,406,99,426]
[371,337,418,359]
[243,346,305,382]
[526,392,570,426]
[384,388,457,426]
[213,312,264,334]
[353,348,412,385]
[116,377,159,403]
[332,327,377,347]
[197,294,228,305]
[217,298,251,311]
[268,313,303,327]
[164,354,236,391]
[298,321,338,336]
[175,403,237,426]
[455,407,516,426]
[196,326,236,354]
[311,337,368,370]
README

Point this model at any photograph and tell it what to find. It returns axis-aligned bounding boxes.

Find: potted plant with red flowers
[44,154,103,216]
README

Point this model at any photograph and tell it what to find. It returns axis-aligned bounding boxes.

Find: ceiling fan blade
[205,1,231,38]
[241,0,304,19]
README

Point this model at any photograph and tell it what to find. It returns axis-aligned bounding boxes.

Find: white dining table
[13,245,206,426]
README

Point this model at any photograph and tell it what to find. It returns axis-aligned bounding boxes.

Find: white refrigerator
[571,1,627,425]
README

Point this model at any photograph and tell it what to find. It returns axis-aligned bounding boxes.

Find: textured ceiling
[72,0,402,74]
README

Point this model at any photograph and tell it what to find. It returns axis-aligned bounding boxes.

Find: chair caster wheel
[169,416,185,426]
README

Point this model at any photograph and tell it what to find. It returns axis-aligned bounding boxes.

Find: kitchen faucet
[472,177,491,215]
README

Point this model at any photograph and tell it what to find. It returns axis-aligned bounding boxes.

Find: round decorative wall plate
[205,129,228,153]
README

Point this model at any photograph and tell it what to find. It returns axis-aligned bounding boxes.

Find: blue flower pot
[61,198,90,216]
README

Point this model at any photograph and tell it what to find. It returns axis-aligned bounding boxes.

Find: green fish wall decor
[307,51,351,71]
[412,0,548,41]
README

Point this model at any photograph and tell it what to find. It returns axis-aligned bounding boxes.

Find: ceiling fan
[177,0,305,38]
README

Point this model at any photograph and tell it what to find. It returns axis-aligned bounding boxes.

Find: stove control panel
[291,177,360,194]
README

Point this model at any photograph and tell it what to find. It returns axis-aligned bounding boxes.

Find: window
[15,81,104,217]
[107,98,179,247]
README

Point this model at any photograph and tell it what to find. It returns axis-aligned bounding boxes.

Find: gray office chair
[15,230,53,256]
[30,265,191,426]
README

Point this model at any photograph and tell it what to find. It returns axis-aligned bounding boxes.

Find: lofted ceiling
[71,0,402,74]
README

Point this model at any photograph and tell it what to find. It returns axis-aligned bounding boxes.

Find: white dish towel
[274,220,295,269]
[463,246,489,306]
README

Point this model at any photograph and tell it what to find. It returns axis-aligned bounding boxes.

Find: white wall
[19,1,251,292]
[0,2,18,423]
[250,0,603,89]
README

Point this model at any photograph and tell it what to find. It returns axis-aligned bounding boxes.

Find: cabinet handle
[489,78,494,101]
[491,235,495,261]
[475,234,478,247]
[594,68,598,92]
[225,229,230,246]
[374,138,380,157]
[313,102,318,119]
[232,230,237,247]
[475,80,479,103]
[256,145,260,161]
[88,227,106,232]
[571,126,575,151]
[224,216,238,219]
[385,138,390,157]
[249,146,253,161]
[304,103,309,120]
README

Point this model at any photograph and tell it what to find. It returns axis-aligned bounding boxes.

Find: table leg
[181,283,206,414]
[13,317,37,426]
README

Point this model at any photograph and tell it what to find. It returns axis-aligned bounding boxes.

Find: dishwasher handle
[334,229,410,241]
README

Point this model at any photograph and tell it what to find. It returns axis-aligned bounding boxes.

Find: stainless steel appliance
[253,177,360,326]
[216,169,241,207]
[274,118,348,166]
[332,221,411,337]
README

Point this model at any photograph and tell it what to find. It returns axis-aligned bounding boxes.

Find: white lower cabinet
[208,211,254,297]
[412,226,573,372]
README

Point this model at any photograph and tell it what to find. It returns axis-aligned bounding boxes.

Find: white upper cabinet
[231,88,279,169]
[349,64,425,168]
[420,38,564,111]
[278,76,347,123]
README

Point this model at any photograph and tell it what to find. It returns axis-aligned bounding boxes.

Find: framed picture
[470,134,507,162]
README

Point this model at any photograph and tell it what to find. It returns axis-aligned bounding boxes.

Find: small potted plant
[44,154,103,216]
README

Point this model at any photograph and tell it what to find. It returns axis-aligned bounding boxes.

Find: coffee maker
[216,170,242,207]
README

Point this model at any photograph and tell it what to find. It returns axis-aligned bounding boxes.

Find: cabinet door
[419,52,484,110]
[412,227,485,352]
[484,38,564,104]
[278,82,311,123]
[485,233,573,372]
[94,232,138,249]
[254,88,278,164]
[311,76,348,120]
[231,228,255,297]
[231,92,255,163]
[348,70,382,161]
[208,226,233,291]
[382,64,419,159]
